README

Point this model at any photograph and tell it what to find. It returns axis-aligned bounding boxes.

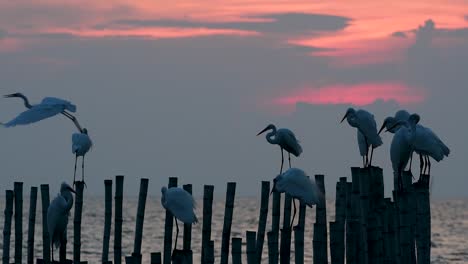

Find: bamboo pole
[150,253,162,264]
[279,194,292,264]
[132,178,149,263]
[346,169,360,264]
[294,200,306,264]
[415,174,431,264]
[73,181,85,263]
[332,177,346,264]
[163,177,178,264]
[220,182,236,264]
[201,185,214,263]
[270,191,281,263]
[256,181,270,264]
[329,221,338,264]
[14,182,23,264]
[232,237,242,264]
[27,186,37,264]
[2,190,14,264]
[396,171,413,264]
[267,231,278,264]
[114,175,125,264]
[102,179,113,263]
[313,174,328,264]
[357,168,370,264]
[206,241,215,264]
[246,231,257,264]
[182,184,193,251]
[41,184,51,264]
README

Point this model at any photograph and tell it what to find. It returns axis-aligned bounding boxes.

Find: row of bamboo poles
[2,167,431,264]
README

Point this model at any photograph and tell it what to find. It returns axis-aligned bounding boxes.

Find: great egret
[161,187,198,251]
[341,108,383,167]
[272,168,321,228]
[72,129,93,185]
[47,182,76,262]
[3,93,83,131]
[257,124,303,174]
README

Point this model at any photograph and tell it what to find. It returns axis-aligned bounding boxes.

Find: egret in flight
[72,129,93,185]
[272,168,321,228]
[257,124,303,174]
[47,182,75,262]
[161,187,198,251]
[341,108,382,167]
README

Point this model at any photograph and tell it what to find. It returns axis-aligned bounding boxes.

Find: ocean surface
[0,196,467,263]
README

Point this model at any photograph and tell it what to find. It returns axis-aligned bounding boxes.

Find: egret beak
[378,121,387,135]
[340,113,348,123]
[68,187,76,194]
[386,121,404,133]
[3,93,16,98]
[257,126,270,136]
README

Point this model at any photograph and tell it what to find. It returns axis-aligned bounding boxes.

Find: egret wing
[165,188,197,223]
[72,133,93,154]
[42,97,77,112]
[356,110,382,147]
[4,104,64,127]
[47,195,68,248]
[279,129,303,156]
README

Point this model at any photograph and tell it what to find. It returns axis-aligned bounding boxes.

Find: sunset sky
[1,1,467,197]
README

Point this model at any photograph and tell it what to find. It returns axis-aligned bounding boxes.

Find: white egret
[161,187,198,251]
[341,108,383,167]
[272,168,321,228]
[257,124,303,174]
[47,182,75,262]
[72,128,93,185]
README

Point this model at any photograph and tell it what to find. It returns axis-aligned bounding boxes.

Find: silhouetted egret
[72,128,93,186]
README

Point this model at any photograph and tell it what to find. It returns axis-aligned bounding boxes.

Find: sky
[0,0,467,198]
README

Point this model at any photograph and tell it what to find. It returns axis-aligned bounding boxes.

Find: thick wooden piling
[132,178,149,263]
[220,182,236,264]
[415,174,431,264]
[114,175,125,264]
[256,181,270,264]
[163,177,178,264]
[357,168,370,264]
[201,185,214,263]
[182,184,193,252]
[14,182,23,264]
[206,240,215,264]
[293,200,306,264]
[246,231,257,264]
[231,237,242,264]
[329,222,339,264]
[73,181,85,263]
[27,187,37,264]
[345,181,358,264]
[40,184,51,264]
[270,191,281,263]
[331,178,346,264]
[396,171,414,264]
[2,190,14,264]
[313,174,328,264]
[150,253,162,264]
[102,179,113,263]
[267,231,278,264]
[279,194,292,264]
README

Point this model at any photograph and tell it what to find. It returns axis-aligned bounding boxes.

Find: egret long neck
[62,192,74,212]
[265,128,279,145]
[18,94,32,108]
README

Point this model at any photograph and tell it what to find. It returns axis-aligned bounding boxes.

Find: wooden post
[182,184,193,251]
[357,168,370,264]
[267,231,278,264]
[246,231,257,264]
[201,185,214,263]
[27,187,37,264]
[329,222,338,264]
[14,182,23,264]
[231,237,242,264]
[279,194,292,264]
[163,177,178,264]
[332,177,346,264]
[114,175,125,264]
[220,182,236,264]
[415,174,431,264]
[396,171,414,264]
[392,191,401,264]
[40,184,51,264]
[313,174,328,264]
[293,200,306,264]
[2,190,14,264]
[382,198,396,264]
[132,178,149,263]
[256,181,270,264]
[206,240,215,264]
[73,181,85,263]
[102,179,113,263]
[345,180,357,264]
[150,253,162,264]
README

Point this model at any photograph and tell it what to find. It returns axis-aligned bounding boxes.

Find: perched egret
[272,168,321,228]
[47,182,76,262]
[161,187,198,251]
[72,128,93,185]
[257,124,303,174]
[3,93,83,131]
[341,108,383,167]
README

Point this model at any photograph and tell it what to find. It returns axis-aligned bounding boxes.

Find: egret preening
[72,128,93,186]
[272,168,321,228]
[161,187,198,252]
[47,182,76,262]
[257,124,303,174]
[341,108,383,167]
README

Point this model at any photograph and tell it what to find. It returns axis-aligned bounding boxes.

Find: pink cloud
[273,82,425,107]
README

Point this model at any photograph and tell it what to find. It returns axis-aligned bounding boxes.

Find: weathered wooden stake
[256,181,270,264]
[345,181,358,264]
[102,179,113,263]
[313,174,328,264]
[246,231,257,264]
[279,194,292,264]
[271,191,281,260]
[201,185,214,263]
[206,240,215,264]
[231,237,242,264]
[331,177,346,264]
[2,190,14,264]
[132,178,149,263]
[220,182,236,264]
[114,175,125,264]
[182,184,193,252]
[73,181,85,263]
[27,186,37,264]
[293,200,306,264]
[415,174,431,264]
[357,168,370,264]
[267,231,278,264]
[163,177,178,264]
[150,252,162,264]
[14,182,23,264]
[40,184,51,264]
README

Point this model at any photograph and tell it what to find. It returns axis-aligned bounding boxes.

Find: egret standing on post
[161,187,198,252]
[257,124,303,174]
[72,128,93,185]
[341,108,382,167]
[47,182,76,262]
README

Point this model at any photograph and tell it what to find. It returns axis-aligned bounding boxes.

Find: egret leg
[290,199,297,230]
[369,146,374,167]
[427,156,431,176]
[82,156,87,188]
[288,152,292,168]
[419,154,424,177]
[408,152,413,172]
[174,217,179,251]
[73,155,78,186]
[51,244,54,262]
[280,148,284,174]
[365,138,369,167]
[362,156,366,167]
